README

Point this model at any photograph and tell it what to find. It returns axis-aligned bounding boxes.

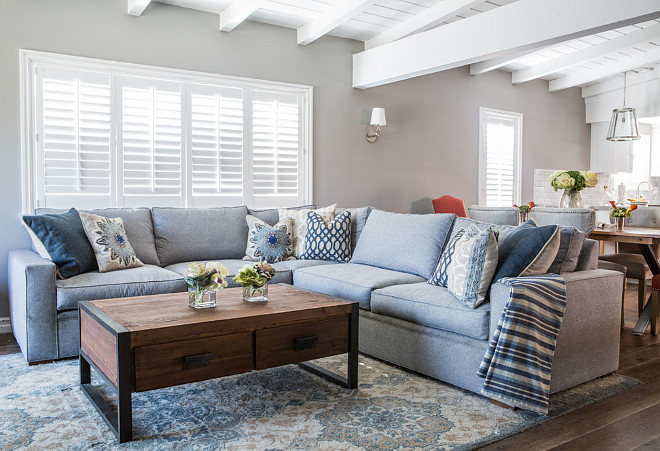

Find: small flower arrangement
[547,170,598,192]
[609,204,637,218]
[234,261,275,288]
[514,201,535,215]
[184,261,229,308]
[234,261,276,302]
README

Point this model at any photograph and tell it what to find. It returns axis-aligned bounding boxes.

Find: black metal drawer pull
[294,336,318,351]
[183,352,212,370]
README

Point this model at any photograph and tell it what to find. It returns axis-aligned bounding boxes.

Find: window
[478,107,522,207]
[21,50,312,212]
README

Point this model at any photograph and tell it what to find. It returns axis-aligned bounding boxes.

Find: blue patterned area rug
[0,352,637,450]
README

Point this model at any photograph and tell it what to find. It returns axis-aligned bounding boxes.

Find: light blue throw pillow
[300,211,351,262]
[428,228,465,287]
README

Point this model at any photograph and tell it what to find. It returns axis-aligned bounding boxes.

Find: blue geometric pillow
[428,228,466,287]
[21,208,97,279]
[245,215,294,263]
[300,211,351,262]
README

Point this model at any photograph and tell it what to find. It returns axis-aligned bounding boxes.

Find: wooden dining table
[590,226,660,335]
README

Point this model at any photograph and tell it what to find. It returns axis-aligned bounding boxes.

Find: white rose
[547,170,565,183]
[554,172,575,190]
[582,171,598,188]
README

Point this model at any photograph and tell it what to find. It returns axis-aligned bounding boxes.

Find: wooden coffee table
[78,284,358,443]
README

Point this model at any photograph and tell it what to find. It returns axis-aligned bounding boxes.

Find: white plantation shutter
[37,67,112,208]
[479,108,522,207]
[24,52,311,211]
[190,84,244,206]
[119,76,182,203]
[251,91,302,206]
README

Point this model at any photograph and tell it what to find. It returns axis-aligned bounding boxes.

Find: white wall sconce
[366,108,386,143]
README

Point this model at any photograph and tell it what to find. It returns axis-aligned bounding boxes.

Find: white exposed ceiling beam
[353,0,660,89]
[549,47,660,91]
[365,0,483,50]
[127,0,151,16]
[298,0,375,45]
[219,0,267,32]
[513,23,660,84]
[582,66,660,98]
[469,46,550,75]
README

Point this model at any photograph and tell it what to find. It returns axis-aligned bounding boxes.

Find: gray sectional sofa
[8,205,623,400]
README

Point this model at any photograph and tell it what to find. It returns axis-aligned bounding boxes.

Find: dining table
[590,226,660,335]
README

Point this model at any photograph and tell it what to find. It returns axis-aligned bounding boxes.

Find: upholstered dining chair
[528,207,595,235]
[598,207,660,320]
[466,206,518,226]
[432,195,467,217]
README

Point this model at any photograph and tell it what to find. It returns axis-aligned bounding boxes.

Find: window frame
[478,107,523,207]
[19,49,313,213]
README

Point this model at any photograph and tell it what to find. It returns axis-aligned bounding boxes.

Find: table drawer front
[255,317,349,370]
[134,332,254,391]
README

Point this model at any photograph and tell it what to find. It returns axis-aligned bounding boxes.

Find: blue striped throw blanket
[477,274,567,414]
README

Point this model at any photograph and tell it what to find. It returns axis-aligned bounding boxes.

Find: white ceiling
[133,0,660,91]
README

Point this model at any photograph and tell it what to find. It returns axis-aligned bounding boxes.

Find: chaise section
[293,263,425,309]
[370,283,491,340]
[56,265,185,311]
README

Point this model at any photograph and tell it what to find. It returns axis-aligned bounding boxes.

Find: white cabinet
[590,122,633,173]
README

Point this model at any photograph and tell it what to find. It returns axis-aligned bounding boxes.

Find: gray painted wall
[0,0,589,317]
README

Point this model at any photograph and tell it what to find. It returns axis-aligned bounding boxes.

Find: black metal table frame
[633,244,660,335]
[79,301,359,443]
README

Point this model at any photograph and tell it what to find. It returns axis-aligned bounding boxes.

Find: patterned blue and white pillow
[445,225,498,308]
[300,211,351,262]
[245,215,294,263]
[428,229,466,287]
[79,211,143,273]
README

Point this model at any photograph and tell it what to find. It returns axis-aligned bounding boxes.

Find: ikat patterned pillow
[278,204,336,257]
[444,225,498,309]
[428,228,466,287]
[300,210,351,262]
[79,211,143,273]
[245,215,294,263]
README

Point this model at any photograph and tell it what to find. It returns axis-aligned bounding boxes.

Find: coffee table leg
[299,303,359,389]
[79,333,132,443]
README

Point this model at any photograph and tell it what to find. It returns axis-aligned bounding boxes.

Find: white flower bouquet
[547,170,598,192]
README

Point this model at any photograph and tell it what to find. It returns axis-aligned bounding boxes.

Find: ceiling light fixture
[606,71,640,142]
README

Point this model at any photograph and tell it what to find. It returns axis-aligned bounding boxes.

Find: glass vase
[188,284,217,309]
[615,216,625,232]
[559,189,583,208]
[243,283,268,303]
[518,211,528,225]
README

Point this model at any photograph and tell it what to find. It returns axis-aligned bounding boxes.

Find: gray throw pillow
[548,227,586,274]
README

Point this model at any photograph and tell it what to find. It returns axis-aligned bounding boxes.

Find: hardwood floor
[482,283,660,450]
[1,284,659,449]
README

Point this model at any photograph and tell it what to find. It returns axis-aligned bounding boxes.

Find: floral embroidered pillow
[79,211,143,272]
[245,215,294,263]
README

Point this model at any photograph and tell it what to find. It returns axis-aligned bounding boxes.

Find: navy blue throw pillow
[492,220,560,283]
[22,208,97,278]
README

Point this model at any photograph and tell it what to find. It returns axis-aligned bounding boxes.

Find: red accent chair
[432,195,467,217]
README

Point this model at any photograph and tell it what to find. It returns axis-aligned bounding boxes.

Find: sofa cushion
[293,263,425,309]
[166,259,292,288]
[36,207,160,266]
[272,259,340,271]
[300,211,352,262]
[79,212,144,272]
[370,282,491,340]
[336,206,372,252]
[23,208,97,279]
[56,265,185,311]
[548,227,586,274]
[151,206,248,266]
[351,210,455,279]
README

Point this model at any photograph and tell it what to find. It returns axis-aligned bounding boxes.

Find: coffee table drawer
[134,332,254,391]
[255,316,349,370]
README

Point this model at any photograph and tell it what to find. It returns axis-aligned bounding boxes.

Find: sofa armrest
[489,269,623,392]
[8,249,58,363]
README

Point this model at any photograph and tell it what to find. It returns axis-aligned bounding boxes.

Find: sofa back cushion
[151,206,248,266]
[351,209,455,279]
[36,207,160,266]
[336,206,373,253]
